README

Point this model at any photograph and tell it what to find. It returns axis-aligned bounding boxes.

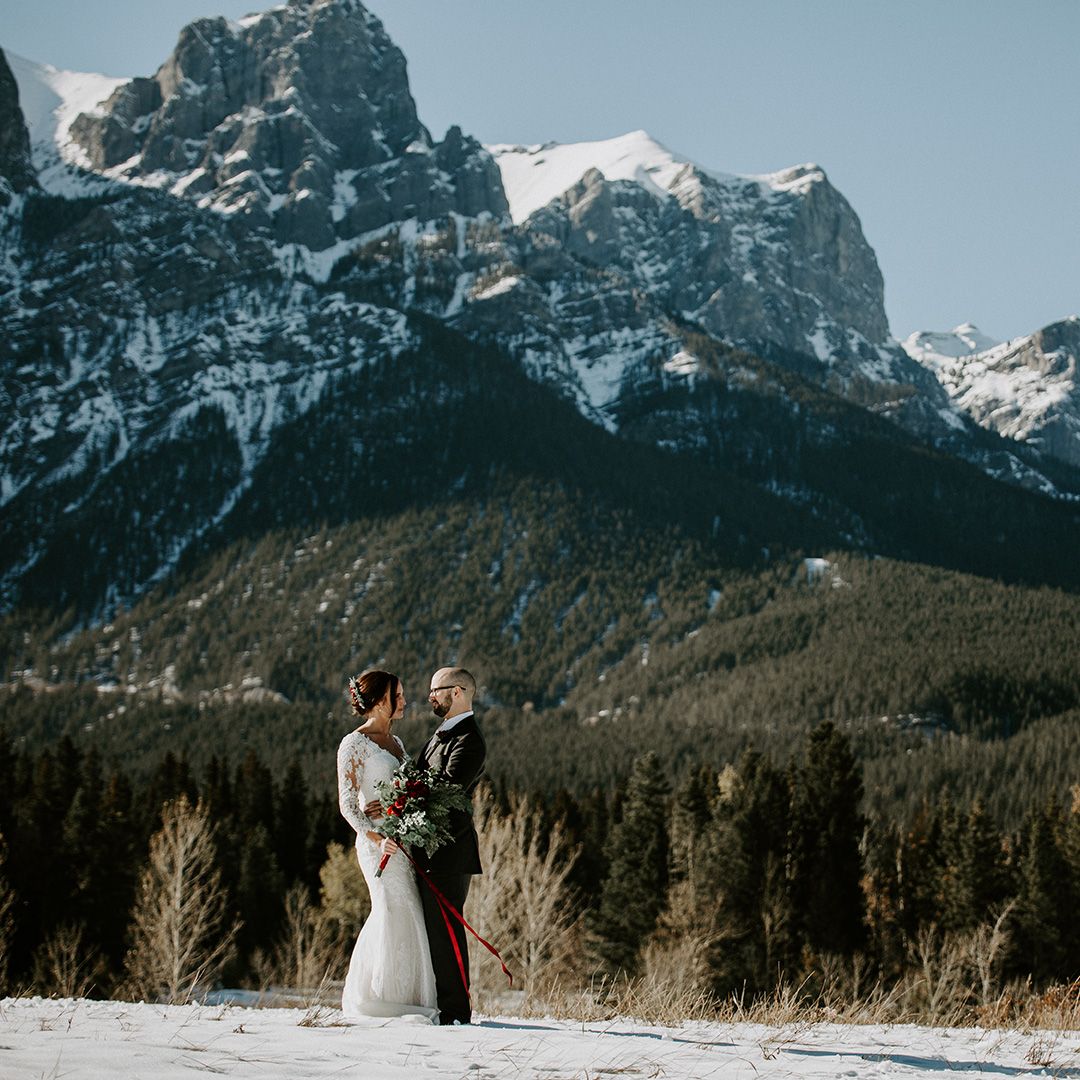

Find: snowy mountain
[1,0,1078,617]
[62,1,506,249]
[903,318,1080,469]
[483,131,962,435]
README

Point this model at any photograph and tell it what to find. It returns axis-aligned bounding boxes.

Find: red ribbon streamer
[399,847,513,999]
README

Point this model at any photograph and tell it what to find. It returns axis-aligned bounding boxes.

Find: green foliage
[700,752,793,991]
[788,721,866,958]
[0,725,1079,997]
[590,752,668,974]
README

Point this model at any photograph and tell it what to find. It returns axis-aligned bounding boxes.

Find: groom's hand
[364,799,384,818]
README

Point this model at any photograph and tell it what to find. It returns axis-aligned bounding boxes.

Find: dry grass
[472,966,1080,1033]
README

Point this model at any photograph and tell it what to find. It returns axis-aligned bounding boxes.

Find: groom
[415,666,486,1025]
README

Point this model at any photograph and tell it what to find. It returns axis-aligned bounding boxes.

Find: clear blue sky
[4,0,1078,342]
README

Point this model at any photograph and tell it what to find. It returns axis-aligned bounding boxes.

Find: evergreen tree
[0,832,15,994]
[142,752,197,831]
[788,722,866,961]
[235,822,284,960]
[570,787,611,898]
[275,762,310,889]
[894,805,949,941]
[861,818,905,979]
[668,765,715,884]
[1012,804,1071,982]
[590,752,668,974]
[700,752,792,991]
[1062,786,1080,971]
[940,800,1009,933]
[96,772,139,968]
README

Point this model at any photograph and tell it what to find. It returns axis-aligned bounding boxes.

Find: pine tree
[590,752,668,974]
[699,751,792,991]
[941,800,1008,933]
[0,832,16,994]
[1012,803,1071,982]
[788,722,866,961]
[236,823,284,960]
[668,765,714,884]
[275,762,309,889]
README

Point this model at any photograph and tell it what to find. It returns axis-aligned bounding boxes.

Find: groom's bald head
[432,667,475,698]
[429,667,475,718]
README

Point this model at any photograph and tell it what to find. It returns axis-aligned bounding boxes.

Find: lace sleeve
[337,733,375,838]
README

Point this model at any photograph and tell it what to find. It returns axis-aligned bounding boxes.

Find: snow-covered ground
[2,998,1078,1080]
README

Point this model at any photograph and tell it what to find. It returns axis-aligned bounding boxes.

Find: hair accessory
[348,676,368,714]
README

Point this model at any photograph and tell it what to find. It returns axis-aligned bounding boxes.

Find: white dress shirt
[435,709,474,736]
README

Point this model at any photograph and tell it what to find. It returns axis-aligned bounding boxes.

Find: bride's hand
[364,799,384,818]
[380,837,401,857]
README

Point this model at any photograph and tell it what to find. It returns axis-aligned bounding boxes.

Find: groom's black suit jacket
[416,713,486,875]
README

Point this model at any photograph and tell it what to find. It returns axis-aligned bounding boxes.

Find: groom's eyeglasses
[428,684,462,697]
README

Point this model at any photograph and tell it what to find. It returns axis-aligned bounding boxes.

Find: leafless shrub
[122,795,239,1004]
[31,923,105,998]
[639,879,726,995]
[251,883,346,993]
[466,786,584,1011]
[965,902,1015,1007]
[317,841,369,939]
[1019,977,1080,1031]
[296,973,351,1026]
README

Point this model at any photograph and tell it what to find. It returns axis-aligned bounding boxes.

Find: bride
[337,668,437,1020]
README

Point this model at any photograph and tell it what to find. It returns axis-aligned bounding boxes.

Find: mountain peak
[488,133,846,226]
[489,129,744,225]
[54,0,505,247]
[902,323,1003,362]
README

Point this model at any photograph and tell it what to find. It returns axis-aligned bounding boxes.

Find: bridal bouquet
[372,759,472,877]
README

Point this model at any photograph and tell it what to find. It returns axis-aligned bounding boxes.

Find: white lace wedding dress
[337,730,438,1021]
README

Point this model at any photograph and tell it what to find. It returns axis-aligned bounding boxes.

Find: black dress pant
[418,870,472,1024]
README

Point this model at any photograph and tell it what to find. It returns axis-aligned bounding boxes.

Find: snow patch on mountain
[488,130,829,226]
[903,322,1002,362]
[902,320,1079,445]
[6,50,127,190]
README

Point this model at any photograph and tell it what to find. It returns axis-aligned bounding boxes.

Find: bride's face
[390,680,406,721]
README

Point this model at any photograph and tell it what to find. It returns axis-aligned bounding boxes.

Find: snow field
[2,997,1078,1080]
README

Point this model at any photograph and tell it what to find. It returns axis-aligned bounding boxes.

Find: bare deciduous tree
[123,795,238,1004]
[467,786,582,1006]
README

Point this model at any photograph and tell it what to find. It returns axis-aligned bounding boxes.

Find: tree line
[1,723,1078,1006]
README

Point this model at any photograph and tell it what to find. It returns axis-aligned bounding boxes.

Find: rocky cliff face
[2,0,1078,615]
[904,319,1080,469]
[498,138,890,357]
[0,50,36,200]
[68,0,507,247]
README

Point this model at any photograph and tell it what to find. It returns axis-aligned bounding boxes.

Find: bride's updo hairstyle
[348,669,400,719]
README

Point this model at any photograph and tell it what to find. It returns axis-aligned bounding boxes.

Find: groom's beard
[431,699,450,718]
